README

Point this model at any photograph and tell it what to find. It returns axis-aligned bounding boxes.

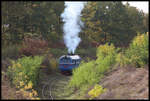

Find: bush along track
[66,32,149,99]
[5,32,148,99]
[121,33,148,67]
[6,55,71,100]
[6,56,43,99]
[67,43,118,99]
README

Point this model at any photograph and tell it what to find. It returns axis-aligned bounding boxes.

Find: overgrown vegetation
[81,2,148,47]
[118,32,149,67]
[68,43,118,96]
[2,1,149,99]
[49,58,59,72]
[68,32,149,98]
[2,2,148,47]
[7,56,43,99]
[2,44,21,60]
[88,84,107,99]
[20,36,48,56]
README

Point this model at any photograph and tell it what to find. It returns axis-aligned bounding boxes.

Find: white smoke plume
[61,2,85,54]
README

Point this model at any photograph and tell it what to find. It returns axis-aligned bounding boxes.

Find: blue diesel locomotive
[59,54,81,74]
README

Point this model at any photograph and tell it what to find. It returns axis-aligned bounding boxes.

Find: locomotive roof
[59,55,81,60]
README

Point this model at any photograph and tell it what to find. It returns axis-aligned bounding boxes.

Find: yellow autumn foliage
[123,33,148,67]
[6,56,43,99]
[88,84,107,99]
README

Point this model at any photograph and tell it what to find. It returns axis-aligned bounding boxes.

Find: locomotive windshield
[59,55,81,64]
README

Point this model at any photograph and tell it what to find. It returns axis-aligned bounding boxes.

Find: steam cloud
[61,2,85,54]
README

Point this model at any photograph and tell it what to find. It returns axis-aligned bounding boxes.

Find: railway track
[40,72,71,99]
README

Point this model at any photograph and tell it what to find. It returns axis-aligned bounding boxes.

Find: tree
[2,1,65,45]
[81,2,103,46]
[81,1,147,47]
[125,3,147,34]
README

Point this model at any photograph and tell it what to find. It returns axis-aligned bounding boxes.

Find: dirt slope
[98,65,149,99]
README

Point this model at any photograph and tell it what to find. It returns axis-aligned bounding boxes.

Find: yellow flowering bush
[69,43,117,95]
[96,43,117,64]
[24,81,33,90]
[14,77,39,99]
[95,43,118,73]
[7,56,43,99]
[88,84,107,99]
[124,33,148,67]
[116,52,129,67]
[96,43,115,57]
[16,88,40,99]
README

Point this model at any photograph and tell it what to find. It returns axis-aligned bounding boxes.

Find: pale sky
[122,1,149,13]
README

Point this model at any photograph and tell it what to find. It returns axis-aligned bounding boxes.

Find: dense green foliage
[2,44,20,60]
[68,33,149,96]
[118,33,149,67]
[7,56,43,88]
[2,1,148,99]
[69,43,118,92]
[6,56,43,99]
[95,43,118,72]
[2,1,148,48]
[2,2,64,45]
[81,2,148,47]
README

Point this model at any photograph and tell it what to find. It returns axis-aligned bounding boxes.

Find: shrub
[122,33,148,67]
[115,52,128,67]
[69,61,98,89]
[49,58,59,72]
[2,44,20,60]
[19,37,48,56]
[95,43,118,73]
[88,84,107,99]
[7,56,43,99]
[41,53,58,72]
[41,53,52,68]
[96,43,117,63]
[68,43,117,93]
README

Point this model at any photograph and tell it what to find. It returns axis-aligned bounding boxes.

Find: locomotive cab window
[72,60,75,64]
[76,60,80,64]
[64,59,67,63]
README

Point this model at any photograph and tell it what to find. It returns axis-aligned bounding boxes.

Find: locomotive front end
[59,53,81,74]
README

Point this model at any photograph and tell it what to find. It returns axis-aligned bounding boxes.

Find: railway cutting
[38,70,71,100]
